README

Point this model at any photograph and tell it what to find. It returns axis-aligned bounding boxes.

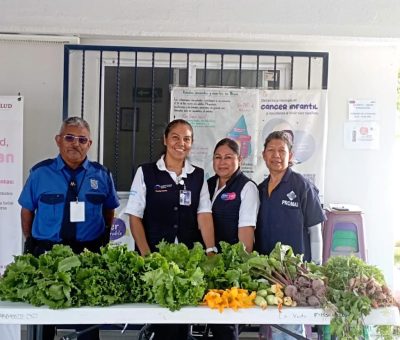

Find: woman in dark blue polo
[255,130,325,339]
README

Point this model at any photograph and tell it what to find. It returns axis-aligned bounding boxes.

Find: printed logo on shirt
[90,179,98,190]
[281,200,299,207]
[154,184,173,192]
[282,190,299,207]
[286,191,296,201]
[221,192,236,201]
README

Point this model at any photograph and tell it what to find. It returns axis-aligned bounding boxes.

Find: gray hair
[59,116,91,134]
[263,130,294,167]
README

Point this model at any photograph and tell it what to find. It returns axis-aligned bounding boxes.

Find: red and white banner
[0,96,23,340]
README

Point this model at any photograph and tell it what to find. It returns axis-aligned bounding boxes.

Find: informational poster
[348,99,377,121]
[171,87,259,179]
[0,96,23,339]
[171,88,328,198]
[344,121,380,150]
[256,90,328,197]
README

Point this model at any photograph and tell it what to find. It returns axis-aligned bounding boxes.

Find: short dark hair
[213,138,240,156]
[60,116,91,134]
[263,130,293,151]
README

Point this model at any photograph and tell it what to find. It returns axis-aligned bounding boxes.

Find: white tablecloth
[0,302,399,326]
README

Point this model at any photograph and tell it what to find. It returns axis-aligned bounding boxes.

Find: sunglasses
[62,134,90,145]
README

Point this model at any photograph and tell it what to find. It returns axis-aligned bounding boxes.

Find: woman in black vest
[207,138,259,340]
[125,119,216,340]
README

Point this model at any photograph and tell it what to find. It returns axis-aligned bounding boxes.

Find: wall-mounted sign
[133,87,162,102]
[344,121,379,150]
[348,99,377,121]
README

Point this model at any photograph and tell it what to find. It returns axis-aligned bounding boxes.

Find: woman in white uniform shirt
[125,119,216,340]
[207,138,259,252]
[207,137,259,340]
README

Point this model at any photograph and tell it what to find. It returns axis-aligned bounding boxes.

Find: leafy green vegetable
[141,242,207,310]
[0,253,39,302]
[220,241,253,269]
[200,242,270,291]
[100,245,145,303]
[141,262,205,311]
[31,245,81,308]
[199,253,226,289]
[323,255,385,290]
[0,240,397,330]
[33,271,77,308]
[323,255,395,339]
[75,267,120,306]
[157,241,204,271]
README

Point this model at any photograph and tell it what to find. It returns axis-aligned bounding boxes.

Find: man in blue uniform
[18,116,119,340]
[255,130,325,339]
[19,116,119,255]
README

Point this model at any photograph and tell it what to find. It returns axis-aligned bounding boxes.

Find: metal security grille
[62,45,329,191]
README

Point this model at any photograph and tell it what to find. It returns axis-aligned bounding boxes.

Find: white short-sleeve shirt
[211,178,260,228]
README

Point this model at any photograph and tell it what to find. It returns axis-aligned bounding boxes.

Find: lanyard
[177,177,186,190]
[62,168,87,201]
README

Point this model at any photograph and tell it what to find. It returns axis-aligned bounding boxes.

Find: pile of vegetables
[0,241,398,339]
[255,284,288,309]
[322,255,399,339]
[246,243,328,308]
[141,242,206,310]
[0,242,205,311]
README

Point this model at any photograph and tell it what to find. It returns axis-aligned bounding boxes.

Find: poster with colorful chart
[170,87,259,179]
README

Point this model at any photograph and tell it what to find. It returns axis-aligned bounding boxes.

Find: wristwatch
[205,246,218,254]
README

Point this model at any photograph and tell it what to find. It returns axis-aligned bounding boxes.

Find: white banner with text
[0,96,24,340]
[170,88,327,198]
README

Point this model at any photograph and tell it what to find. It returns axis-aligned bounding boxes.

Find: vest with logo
[141,162,203,251]
[207,170,251,247]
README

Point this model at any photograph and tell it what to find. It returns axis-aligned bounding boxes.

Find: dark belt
[25,234,106,257]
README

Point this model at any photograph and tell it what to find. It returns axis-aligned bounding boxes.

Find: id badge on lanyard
[178,178,191,206]
[70,201,85,222]
[179,190,191,206]
[65,169,87,223]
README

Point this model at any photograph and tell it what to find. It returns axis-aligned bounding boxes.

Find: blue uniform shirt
[18,155,119,242]
[255,167,325,261]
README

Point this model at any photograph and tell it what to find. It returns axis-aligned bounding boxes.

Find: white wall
[324,45,398,284]
[0,0,399,286]
[2,0,400,39]
[0,40,66,176]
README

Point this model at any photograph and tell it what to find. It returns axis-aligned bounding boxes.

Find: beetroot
[311,278,324,291]
[307,295,320,307]
[284,285,298,298]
